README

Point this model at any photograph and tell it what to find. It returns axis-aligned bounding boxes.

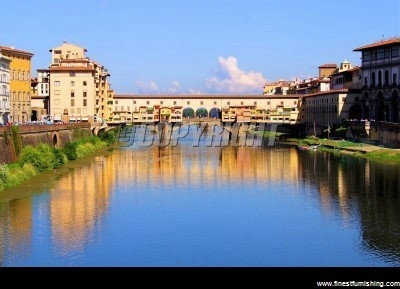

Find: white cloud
[135,80,186,94]
[167,81,181,93]
[135,80,159,94]
[204,56,267,94]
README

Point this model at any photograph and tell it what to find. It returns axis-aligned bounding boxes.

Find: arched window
[371,71,376,87]
[378,70,382,87]
[384,70,389,86]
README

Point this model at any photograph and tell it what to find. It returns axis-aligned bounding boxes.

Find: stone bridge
[0,123,93,164]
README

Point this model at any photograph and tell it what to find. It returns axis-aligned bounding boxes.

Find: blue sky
[2,0,400,94]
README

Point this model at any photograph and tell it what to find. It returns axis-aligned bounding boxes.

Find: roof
[114,94,300,100]
[318,64,337,68]
[0,46,34,57]
[353,37,400,51]
[49,66,95,72]
[59,58,90,63]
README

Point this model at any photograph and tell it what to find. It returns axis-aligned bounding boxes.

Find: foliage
[0,164,9,191]
[365,149,400,162]
[11,125,23,157]
[52,147,68,168]
[18,143,57,172]
[63,142,78,160]
[98,130,116,144]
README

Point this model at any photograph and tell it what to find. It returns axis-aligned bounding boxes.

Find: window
[377,48,384,60]
[384,48,391,58]
[227,101,230,105]
[115,100,118,104]
[83,91,87,97]
[173,101,177,105]
[54,81,60,86]
[83,99,87,107]
[214,101,217,105]
[392,46,399,57]
[267,101,270,105]
[393,73,398,85]
[69,72,75,77]
[54,50,62,54]
[133,101,136,104]
[83,81,87,86]
[160,101,163,104]
[254,101,257,105]
[71,81,75,86]
[146,101,150,105]
[71,99,75,106]
[187,101,190,105]
[200,101,203,105]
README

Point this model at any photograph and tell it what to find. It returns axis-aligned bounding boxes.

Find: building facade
[0,46,34,124]
[31,69,50,121]
[0,53,11,124]
[47,42,111,124]
[354,37,400,122]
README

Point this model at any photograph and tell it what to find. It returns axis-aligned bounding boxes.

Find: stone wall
[0,123,92,164]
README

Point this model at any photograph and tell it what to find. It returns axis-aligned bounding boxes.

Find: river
[0,124,399,266]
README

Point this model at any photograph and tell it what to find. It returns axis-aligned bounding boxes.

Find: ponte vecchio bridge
[113,94,302,124]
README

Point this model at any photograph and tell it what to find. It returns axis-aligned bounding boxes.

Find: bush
[0,163,9,191]
[18,143,57,172]
[63,142,78,160]
[99,130,116,144]
[6,164,36,187]
[76,142,96,158]
[52,148,68,168]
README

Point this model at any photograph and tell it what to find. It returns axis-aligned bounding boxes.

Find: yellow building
[0,45,34,124]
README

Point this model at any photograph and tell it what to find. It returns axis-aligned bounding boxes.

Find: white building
[0,53,11,124]
[47,42,110,124]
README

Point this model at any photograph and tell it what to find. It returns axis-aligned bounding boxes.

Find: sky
[2,0,400,94]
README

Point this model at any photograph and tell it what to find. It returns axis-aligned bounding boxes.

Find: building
[113,94,303,125]
[0,53,11,124]
[30,69,50,121]
[0,45,34,124]
[303,90,358,135]
[47,42,111,124]
[353,37,400,122]
[330,60,360,91]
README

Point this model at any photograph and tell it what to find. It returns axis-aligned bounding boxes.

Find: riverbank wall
[0,123,92,164]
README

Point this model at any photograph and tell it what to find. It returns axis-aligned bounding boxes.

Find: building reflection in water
[299,150,400,261]
[0,143,400,263]
[49,155,114,254]
[0,198,32,265]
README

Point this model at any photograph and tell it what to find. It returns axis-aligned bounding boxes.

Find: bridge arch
[183,107,195,118]
[51,132,60,148]
[196,107,208,118]
[209,107,221,119]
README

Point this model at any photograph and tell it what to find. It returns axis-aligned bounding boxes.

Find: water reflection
[49,156,114,254]
[299,151,400,262]
[0,143,399,265]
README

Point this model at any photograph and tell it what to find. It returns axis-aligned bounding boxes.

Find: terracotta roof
[302,89,349,98]
[49,66,95,72]
[318,64,337,68]
[0,45,34,57]
[59,58,90,63]
[353,37,400,51]
[114,94,300,100]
